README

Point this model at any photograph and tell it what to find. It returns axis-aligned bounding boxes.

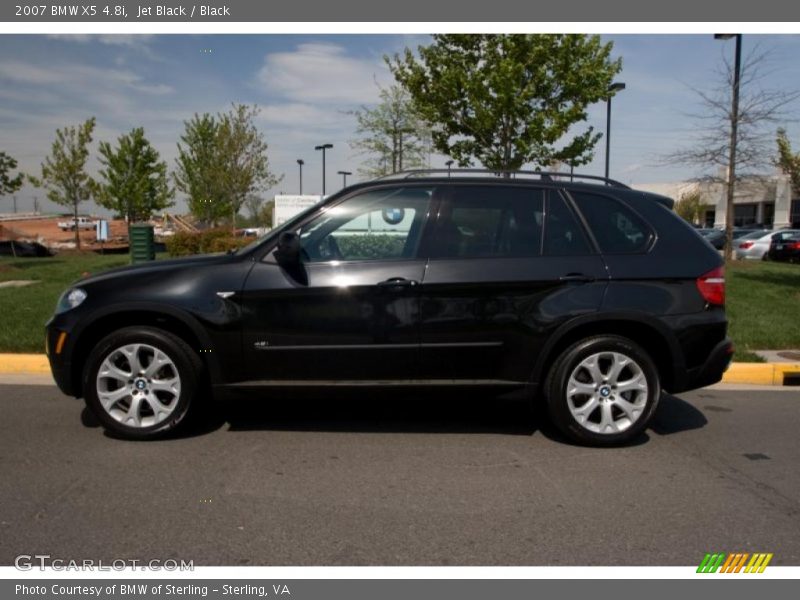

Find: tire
[83,326,203,440]
[544,335,661,447]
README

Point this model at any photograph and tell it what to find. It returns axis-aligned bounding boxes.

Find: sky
[1,33,800,216]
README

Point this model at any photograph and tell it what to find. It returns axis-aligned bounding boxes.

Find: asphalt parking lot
[1,382,798,566]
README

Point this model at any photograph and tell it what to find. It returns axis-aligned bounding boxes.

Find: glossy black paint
[46,176,731,400]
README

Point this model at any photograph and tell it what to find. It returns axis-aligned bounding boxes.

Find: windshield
[234,198,328,257]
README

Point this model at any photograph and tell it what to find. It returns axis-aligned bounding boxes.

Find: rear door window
[432,185,544,258]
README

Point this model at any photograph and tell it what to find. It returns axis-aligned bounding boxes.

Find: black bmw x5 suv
[46,170,733,445]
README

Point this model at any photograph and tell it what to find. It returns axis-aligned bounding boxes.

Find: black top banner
[2,0,799,22]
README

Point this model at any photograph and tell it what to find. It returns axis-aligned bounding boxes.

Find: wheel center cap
[134,378,147,390]
[599,386,611,397]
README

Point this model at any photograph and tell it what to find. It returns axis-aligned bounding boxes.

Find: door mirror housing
[274,231,302,265]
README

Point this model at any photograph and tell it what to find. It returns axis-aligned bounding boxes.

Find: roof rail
[374,168,630,189]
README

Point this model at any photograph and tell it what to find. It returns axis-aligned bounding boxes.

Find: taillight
[790,242,800,250]
[739,241,754,249]
[697,266,725,307]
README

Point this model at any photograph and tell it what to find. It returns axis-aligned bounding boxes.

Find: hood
[73,253,236,287]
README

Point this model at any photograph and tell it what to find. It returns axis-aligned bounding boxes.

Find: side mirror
[274,231,301,265]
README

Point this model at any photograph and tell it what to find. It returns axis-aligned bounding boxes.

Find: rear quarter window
[570,192,654,254]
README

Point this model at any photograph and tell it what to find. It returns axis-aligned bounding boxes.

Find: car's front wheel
[83,327,203,440]
[544,335,661,446]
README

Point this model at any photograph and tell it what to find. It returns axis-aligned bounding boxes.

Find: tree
[349,84,432,177]
[776,128,800,196]
[174,113,226,226]
[387,34,622,172]
[174,105,281,228]
[0,152,24,208]
[665,45,800,259]
[244,194,264,222]
[217,104,281,230]
[259,199,275,228]
[674,190,708,225]
[95,128,174,224]
[30,118,96,249]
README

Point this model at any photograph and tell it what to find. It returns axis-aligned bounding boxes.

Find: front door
[241,185,437,383]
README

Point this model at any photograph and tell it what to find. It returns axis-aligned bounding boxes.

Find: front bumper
[45,317,78,397]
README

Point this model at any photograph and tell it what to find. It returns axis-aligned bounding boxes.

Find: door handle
[559,273,595,283]
[377,277,419,288]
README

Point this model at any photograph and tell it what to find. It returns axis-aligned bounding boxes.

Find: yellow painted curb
[0,354,799,385]
[0,354,51,375]
[722,362,800,386]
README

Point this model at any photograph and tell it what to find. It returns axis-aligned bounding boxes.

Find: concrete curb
[1,354,799,386]
[0,354,52,375]
[723,362,800,386]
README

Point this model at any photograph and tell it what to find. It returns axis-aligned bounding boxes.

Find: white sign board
[95,219,109,242]
[273,195,323,229]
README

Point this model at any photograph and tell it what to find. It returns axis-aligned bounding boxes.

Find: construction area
[0,213,198,254]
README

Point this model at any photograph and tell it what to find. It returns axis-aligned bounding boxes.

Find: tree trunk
[73,201,81,250]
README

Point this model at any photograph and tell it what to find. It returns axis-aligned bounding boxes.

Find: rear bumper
[671,337,734,393]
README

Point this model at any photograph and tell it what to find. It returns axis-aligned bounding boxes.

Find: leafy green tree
[674,190,708,225]
[174,113,225,226]
[387,34,622,172]
[30,118,96,249]
[217,104,281,229]
[0,152,24,207]
[244,194,264,222]
[174,105,281,228]
[95,127,174,223]
[776,128,800,196]
[349,84,431,177]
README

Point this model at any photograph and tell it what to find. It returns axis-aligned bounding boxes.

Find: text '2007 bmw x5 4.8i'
[46,170,733,446]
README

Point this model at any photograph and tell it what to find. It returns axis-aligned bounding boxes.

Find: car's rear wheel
[83,327,202,440]
[544,335,661,446]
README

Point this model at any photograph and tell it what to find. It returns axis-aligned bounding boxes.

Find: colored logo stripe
[697,552,773,573]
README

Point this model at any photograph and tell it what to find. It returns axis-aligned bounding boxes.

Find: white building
[635,174,798,229]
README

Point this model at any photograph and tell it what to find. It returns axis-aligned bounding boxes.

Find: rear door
[418,185,608,384]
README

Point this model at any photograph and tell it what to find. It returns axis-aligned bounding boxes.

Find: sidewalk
[1,353,799,386]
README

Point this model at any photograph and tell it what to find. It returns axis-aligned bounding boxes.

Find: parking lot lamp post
[297,159,304,195]
[337,170,352,188]
[315,144,333,196]
[605,82,626,181]
[446,160,454,177]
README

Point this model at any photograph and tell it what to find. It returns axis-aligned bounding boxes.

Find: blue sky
[1,34,799,215]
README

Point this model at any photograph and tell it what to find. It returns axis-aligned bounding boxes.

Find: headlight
[56,288,87,314]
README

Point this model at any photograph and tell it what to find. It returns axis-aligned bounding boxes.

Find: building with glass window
[636,174,799,229]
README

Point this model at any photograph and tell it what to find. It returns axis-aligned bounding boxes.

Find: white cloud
[0,60,173,95]
[256,42,391,106]
[46,34,155,46]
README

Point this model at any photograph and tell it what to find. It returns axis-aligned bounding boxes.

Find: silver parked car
[735,229,800,260]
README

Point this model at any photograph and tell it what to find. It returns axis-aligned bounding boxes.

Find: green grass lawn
[726,260,800,360]
[1,253,798,359]
[0,253,132,353]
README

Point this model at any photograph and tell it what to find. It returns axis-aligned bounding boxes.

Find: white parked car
[58,216,96,231]
[735,229,800,260]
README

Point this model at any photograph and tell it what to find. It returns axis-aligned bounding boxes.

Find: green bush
[336,234,406,260]
[165,231,201,256]
[165,228,249,256]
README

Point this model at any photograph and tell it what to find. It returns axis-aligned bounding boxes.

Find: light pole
[337,170,352,188]
[605,82,626,181]
[297,159,304,195]
[715,33,742,262]
[314,144,333,196]
[446,160,454,177]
